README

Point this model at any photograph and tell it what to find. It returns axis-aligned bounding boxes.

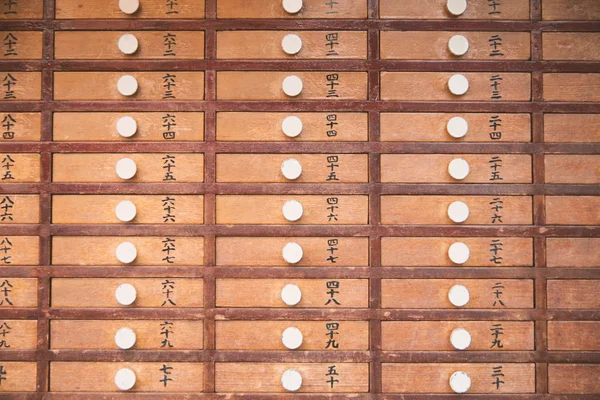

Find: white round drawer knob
[281,369,303,392]
[282,75,303,97]
[450,328,472,350]
[116,242,137,264]
[115,200,137,222]
[448,242,470,265]
[449,371,471,393]
[117,75,138,96]
[118,33,139,55]
[114,367,136,391]
[448,74,469,96]
[116,116,137,138]
[448,35,469,56]
[281,283,302,306]
[447,201,469,223]
[119,0,140,14]
[281,158,302,180]
[282,199,303,222]
[115,283,137,306]
[282,327,303,350]
[447,116,468,138]
[282,242,303,264]
[448,284,470,307]
[282,116,303,138]
[282,34,302,55]
[116,158,137,180]
[115,327,137,350]
[448,158,470,180]
[446,0,467,16]
[282,0,303,14]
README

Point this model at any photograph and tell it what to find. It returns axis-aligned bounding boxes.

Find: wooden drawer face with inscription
[0,72,41,100]
[0,278,37,308]
[0,31,42,59]
[0,320,37,349]
[548,322,600,350]
[549,364,600,394]
[0,153,40,182]
[0,195,39,224]
[217,0,367,19]
[380,0,530,20]
[0,1,43,19]
[0,236,39,266]
[0,113,41,141]
[0,362,37,391]
[547,238,599,268]
[56,0,205,19]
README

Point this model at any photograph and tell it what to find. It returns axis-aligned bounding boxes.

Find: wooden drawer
[0,195,40,224]
[216,279,369,308]
[380,0,530,20]
[216,72,368,100]
[544,74,600,102]
[216,112,368,142]
[52,236,204,266]
[1,113,41,141]
[542,0,600,20]
[51,278,203,308]
[380,113,531,142]
[0,31,42,59]
[382,279,534,309]
[0,362,36,392]
[216,321,369,350]
[216,154,368,183]
[0,320,37,349]
[0,0,42,19]
[546,155,600,184]
[51,320,203,350]
[216,195,368,225]
[383,363,535,393]
[54,72,205,101]
[56,0,204,19]
[381,154,532,183]
[549,364,600,394]
[545,114,600,143]
[0,236,39,266]
[217,31,367,60]
[547,280,600,309]
[381,31,530,60]
[382,321,534,351]
[52,195,204,224]
[0,72,41,100]
[381,72,531,101]
[548,322,600,350]
[50,362,204,392]
[546,196,600,225]
[381,196,533,225]
[381,237,533,267]
[547,238,599,268]
[0,278,37,308]
[543,33,600,61]
[216,237,369,267]
[55,31,204,60]
[53,112,204,142]
[215,363,369,393]
[217,0,367,19]
[0,153,40,182]
[53,153,204,183]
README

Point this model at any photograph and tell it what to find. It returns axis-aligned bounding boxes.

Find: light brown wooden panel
[53,153,204,183]
[381,72,531,101]
[0,236,39,266]
[216,154,368,183]
[545,155,600,184]
[0,320,37,350]
[544,114,600,143]
[56,0,204,19]
[52,195,204,224]
[217,0,367,19]
[381,31,530,60]
[51,278,203,308]
[547,238,600,268]
[544,74,600,102]
[216,237,369,267]
[216,195,368,225]
[0,0,43,19]
[50,362,204,392]
[216,279,369,308]
[383,363,535,393]
[0,31,42,59]
[216,321,369,350]
[215,363,369,392]
[0,113,41,141]
[51,320,203,350]
[381,196,532,225]
[0,195,39,224]
[380,113,531,142]
[380,0,530,20]
[542,0,600,20]
[382,321,534,351]
[382,279,534,309]
[0,153,40,182]
[52,236,204,266]
[53,112,204,142]
[0,278,37,308]
[381,237,533,267]
[546,196,600,225]
[549,364,600,394]
[547,280,600,309]
[54,72,205,101]
[216,112,368,142]
[381,154,532,183]
[0,362,36,391]
[0,72,41,100]
[55,31,204,60]
[548,322,600,350]
[543,33,600,60]
[217,71,367,100]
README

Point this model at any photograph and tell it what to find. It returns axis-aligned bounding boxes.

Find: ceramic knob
[282,199,303,221]
[114,327,137,350]
[282,34,302,55]
[282,242,303,264]
[448,34,469,56]
[448,242,470,265]
[281,158,302,180]
[450,328,472,350]
[281,369,303,392]
[446,0,467,16]
[118,33,139,55]
[448,158,470,180]
[449,371,471,393]
[282,116,303,137]
[447,116,468,138]
[115,158,137,180]
[116,242,137,264]
[115,283,137,306]
[119,0,140,14]
[282,75,303,97]
[281,283,302,306]
[282,0,303,14]
[114,368,136,391]
[115,200,137,222]
[447,201,469,223]
[448,74,469,96]
[282,327,303,350]
[116,116,137,138]
[117,75,138,96]
[448,284,470,307]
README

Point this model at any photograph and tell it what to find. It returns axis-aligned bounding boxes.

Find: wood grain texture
[545,155,600,184]
[380,0,530,20]
[547,280,600,309]
[548,364,600,394]
[0,278,37,308]
[0,320,37,350]
[544,114,600,143]
[0,236,39,266]
[546,196,600,225]
[543,33,600,61]
[56,0,205,19]
[0,0,43,19]
[0,362,37,391]
[0,31,42,59]
[0,112,41,142]
[217,0,367,19]
[543,73,600,102]
[0,72,41,100]
[548,322,600,350]
[0,195,40,224]
[547,238,600,268]
[0,153,39,183]
[542,0,600,20]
